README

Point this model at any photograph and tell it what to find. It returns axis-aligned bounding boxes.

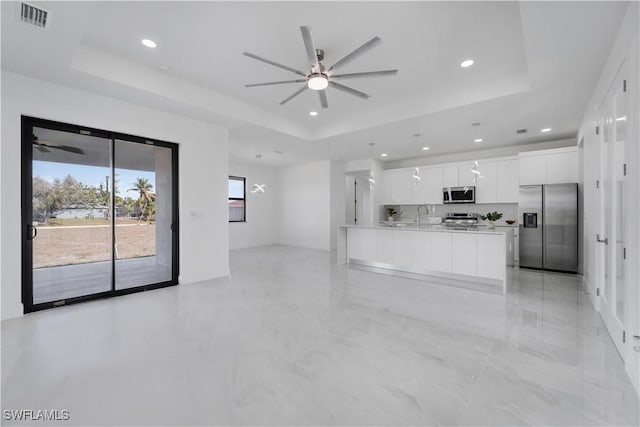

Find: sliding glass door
[114,139,175,290]
[21,117,179,313]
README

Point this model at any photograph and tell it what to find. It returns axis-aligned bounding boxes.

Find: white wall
[229,161,277,250]
[330,160,345,250]
[1,72,230,319]
[577,2,639,395]
[276,160,331,251]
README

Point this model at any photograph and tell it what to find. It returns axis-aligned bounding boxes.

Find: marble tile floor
[2,245,638,426]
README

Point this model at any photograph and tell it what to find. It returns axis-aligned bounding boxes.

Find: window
[228,176,246,222]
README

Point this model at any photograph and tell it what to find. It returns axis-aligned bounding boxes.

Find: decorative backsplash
[382,203,518,226]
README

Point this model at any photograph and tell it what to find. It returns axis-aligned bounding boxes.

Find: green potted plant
[386,207,397,222]
[480,211,503,229]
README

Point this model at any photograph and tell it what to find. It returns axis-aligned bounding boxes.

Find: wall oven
[443,186,476,204]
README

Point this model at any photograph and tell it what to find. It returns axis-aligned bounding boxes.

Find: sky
[33,161,156,197]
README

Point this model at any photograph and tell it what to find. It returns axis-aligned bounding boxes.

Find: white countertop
[340,224,512,235]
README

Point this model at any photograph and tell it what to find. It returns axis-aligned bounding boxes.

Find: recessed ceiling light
[159,64,169,71]
[460,59,474,68]
[422,146,430,151]
[474,138,483,143]
[141,39,157,48]
[380,153,388,157]
[541,128,552,132]
[309,111,318,116]
[616,116,626,121]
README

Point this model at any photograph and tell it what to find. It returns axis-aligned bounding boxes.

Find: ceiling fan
[243,26,398,108]
[32,135,85,155]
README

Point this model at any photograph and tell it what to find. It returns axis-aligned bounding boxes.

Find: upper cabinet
[424,167,444,204]
[545,150,578,184]
[458,161,477,187]
[443,164,459,187]
[383,156,519,205]
[495,159,518,203]
[518,147,577,185]
[384,167,443,205]
[475,160,497,203]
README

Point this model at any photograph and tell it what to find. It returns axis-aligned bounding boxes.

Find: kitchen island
[337,225,514,293]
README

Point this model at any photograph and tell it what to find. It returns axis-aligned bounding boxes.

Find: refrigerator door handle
[596,234,608,245]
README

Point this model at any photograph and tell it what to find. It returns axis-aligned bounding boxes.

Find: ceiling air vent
[18,2,49,29]
[516,128,528,134]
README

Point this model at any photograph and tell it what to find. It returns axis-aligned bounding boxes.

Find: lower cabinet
[346,228,510,290]
[393,229,413,268]
[428,232,452,273]
[410,232,431,272]
[477,234,505,280]
[376,229,395,264]
[452,233,477,276]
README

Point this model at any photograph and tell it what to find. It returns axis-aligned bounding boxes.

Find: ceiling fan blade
[329,81,370,99]
[300,26,320,70]
[330,69,398,80]
[243,52,306,77]
[280,85,308,105]
[245,79,307,87]
[34,144,50,153]
[44,144,85,155]
[318,90,328,109]
[329,36,381,71]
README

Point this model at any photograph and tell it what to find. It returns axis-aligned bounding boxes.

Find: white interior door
[596,64,627,357]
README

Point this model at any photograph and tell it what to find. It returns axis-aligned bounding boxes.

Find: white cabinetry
[410,232,430,272]
[382,155,519,205]
[452,233,477,276]
[425,166,444,204]
[383,169,414,205]
[519,147,577,185]
[429,232,452,272]
[546,151,578,184]
[393,229,413,268]
[343,227,512,293]
[347,227,375,260]
[477,234,506,280]
[443,164,459,188]
[496,159,518,202]
[395,169,413,204]
[519,155,547,185]
[382,170,396,204]
[376,229,395,264]
[475,160,497,203]
[458,161,476,187]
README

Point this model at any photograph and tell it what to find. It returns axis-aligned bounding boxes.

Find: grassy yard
[34,224,156,268]
[41,218,146,227]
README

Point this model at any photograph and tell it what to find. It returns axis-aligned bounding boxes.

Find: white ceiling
[1,1,629,167]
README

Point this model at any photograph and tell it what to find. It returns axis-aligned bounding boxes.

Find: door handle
[596,234,608,245]
[27,224,38,240]
[633,335,640,353]
[171,222,178,232]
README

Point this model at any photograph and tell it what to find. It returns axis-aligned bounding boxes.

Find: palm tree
[128,178,156,224]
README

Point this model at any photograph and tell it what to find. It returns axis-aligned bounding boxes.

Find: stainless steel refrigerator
[519,184,578,273]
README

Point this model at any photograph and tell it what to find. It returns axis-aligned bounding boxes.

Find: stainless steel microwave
[443,186,476,204]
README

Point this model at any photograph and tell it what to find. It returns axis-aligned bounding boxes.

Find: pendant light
[251,184,266,193]
[412,167,421,186]
[368,142,376,187]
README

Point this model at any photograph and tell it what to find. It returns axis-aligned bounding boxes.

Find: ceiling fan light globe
[307,74,328,91]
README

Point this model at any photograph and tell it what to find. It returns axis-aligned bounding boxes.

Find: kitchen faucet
[417,205,429,228]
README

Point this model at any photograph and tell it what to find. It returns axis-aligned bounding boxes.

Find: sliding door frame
[21,116,179,313]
